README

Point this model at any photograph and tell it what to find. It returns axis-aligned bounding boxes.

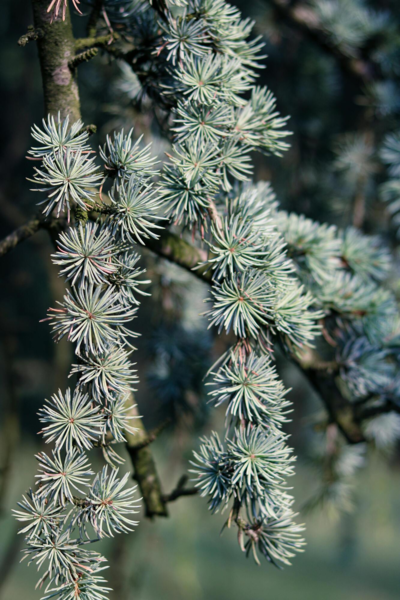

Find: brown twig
[18,25,44,47]
[207,200,224,237]
[0,214,62,258]
[124,399,168,518]
[162,475,198,503]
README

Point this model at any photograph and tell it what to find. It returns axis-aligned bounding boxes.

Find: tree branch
[75,33,116,52]
[86,0,104,38]
[307,368,365,444]
[162,475,198,503]
[31,0,81,121]
[144,235,388,444]
[0,215,62,258]
[127,418,171,451]
[0,214,211,284]
[18,25,44,47]
[145,230,211,283]
[124,401,168,518]
[149,0,168,23]
[293,347,365,443]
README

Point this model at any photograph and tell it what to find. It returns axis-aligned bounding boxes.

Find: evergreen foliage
[11,0,400,598]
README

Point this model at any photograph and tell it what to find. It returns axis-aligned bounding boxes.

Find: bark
[125,399,168,518]
[32,0,81,121]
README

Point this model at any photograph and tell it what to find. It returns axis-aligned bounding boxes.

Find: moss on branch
[146,230,211,283]
[69,47,99,69]
[75,33,117,52]
[32,0,81,121]
[18,25,44,47]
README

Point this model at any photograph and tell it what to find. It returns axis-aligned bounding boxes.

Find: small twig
[75,32,117,52]
[18,25,44,47]
[128,419,171,451]
[77,124,97,137]
[0,214,62,258]
[162,475,198,503]
[69,47,98,69]
[299,357,339,373]
[92,439,112,449]
[124,398,168,518]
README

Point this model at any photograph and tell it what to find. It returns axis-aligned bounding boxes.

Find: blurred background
[1,0,400,598]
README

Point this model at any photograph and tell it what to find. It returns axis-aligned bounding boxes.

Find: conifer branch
[0,212,390,443]
[12,1,400,583]
[145,230,211,283]
[25,0,172,524]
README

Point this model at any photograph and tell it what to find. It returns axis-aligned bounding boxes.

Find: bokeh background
[1,1,400,599]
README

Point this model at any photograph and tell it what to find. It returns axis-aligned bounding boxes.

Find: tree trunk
[32,0,81,121]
